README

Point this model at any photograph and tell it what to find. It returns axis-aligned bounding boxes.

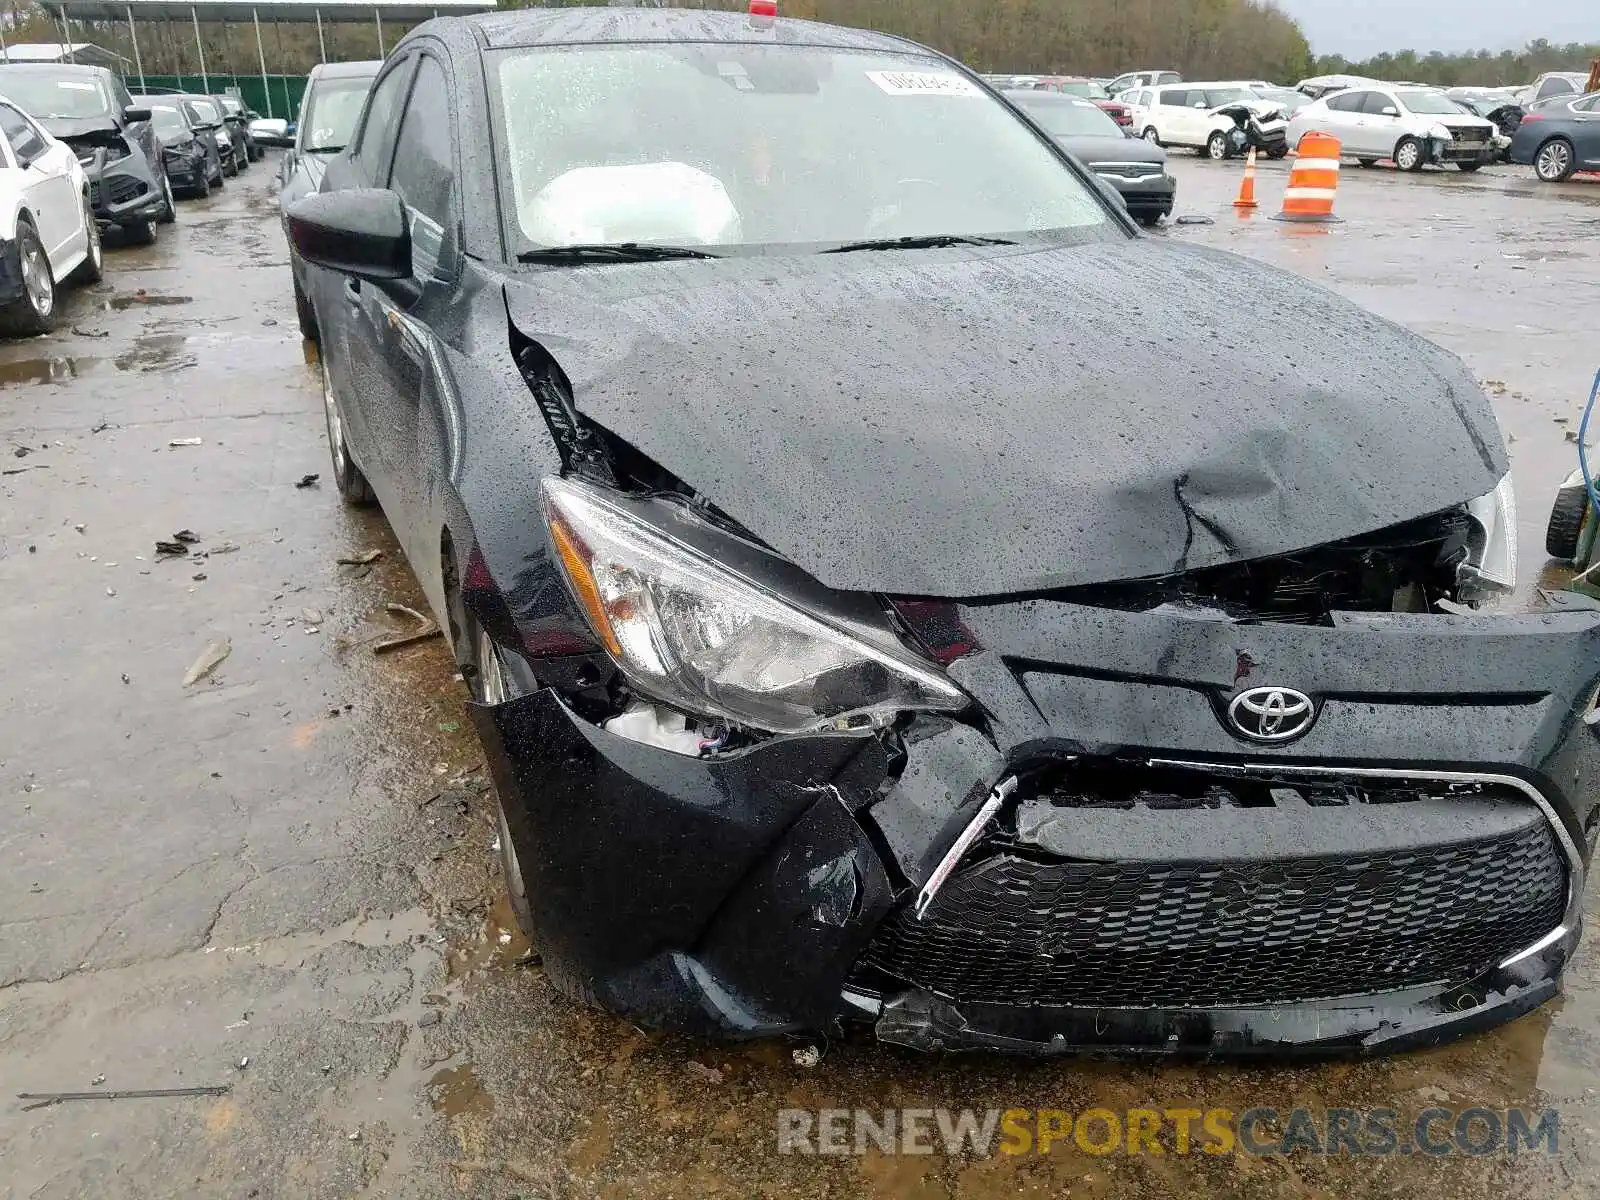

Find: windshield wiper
[517,243,721,264]
[821,234,1016,254]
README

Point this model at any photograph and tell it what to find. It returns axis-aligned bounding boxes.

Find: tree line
[1311,40,1600,88]
[3,0,1594,91]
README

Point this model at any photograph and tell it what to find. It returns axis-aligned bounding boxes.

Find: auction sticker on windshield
[866,70,981,97]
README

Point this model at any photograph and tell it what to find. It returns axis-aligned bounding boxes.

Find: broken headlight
[541,476,968,734]
[1461,470,1517,596]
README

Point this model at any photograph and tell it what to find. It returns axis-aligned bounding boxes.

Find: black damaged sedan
[291,7,1600,1057]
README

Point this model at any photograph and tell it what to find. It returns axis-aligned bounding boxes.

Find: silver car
[1286,85,1498,171]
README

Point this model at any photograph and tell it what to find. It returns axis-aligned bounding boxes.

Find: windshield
[0,70,111,120]
[1202,88,1254,106]
[1010,94,1123,137]
[1252,87,1308,110]
[301,76,375,152]
[184,98,220,124]
[493,45,1112,253]
[219,97,242,115]
[1396,89,1465,116]
[149,103,189,136]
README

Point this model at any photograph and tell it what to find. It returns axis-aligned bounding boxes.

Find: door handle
[344,277,361,302]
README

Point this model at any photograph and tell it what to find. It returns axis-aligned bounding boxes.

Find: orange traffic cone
[1233,147,1258,210]
[1275,132,1342,223]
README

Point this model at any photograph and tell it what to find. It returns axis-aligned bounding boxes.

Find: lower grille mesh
[861,822,1566,1008]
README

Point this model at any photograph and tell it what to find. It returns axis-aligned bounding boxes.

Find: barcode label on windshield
[866,71,980,97]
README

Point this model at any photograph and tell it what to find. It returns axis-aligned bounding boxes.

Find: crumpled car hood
[506,238,1506,596]
[39,116,119,142]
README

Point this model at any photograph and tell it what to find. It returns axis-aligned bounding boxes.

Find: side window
[1362,92,1397,115]
[1325,91,1362,113]
[1158,89,1186,108]
[387,55,456,282]
[0,103,47,165]
[111,77,133,110]
[353,58,413,181]
[1540,78,1575,101]
[1572,93,1600,113]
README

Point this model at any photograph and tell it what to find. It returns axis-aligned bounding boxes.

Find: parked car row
[0,61,275,336]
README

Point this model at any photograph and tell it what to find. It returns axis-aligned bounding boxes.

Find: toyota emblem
[1226,686,1316,742]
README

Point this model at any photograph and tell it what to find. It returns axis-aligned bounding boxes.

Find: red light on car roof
[749,0,777,18]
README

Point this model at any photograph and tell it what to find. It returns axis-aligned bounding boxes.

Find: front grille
[92,175,147,207]
[861,798,1566,1008]
[1445,125,1489,144]
[1091,162,1164,180]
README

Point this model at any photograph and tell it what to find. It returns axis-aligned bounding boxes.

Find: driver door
[0,103,79,263]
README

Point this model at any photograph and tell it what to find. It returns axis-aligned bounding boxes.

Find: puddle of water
[113,335,197,374]
[0,356,101,386]
[103,292,193,312]
[427,1062,494,1118]
[446,892,532,981]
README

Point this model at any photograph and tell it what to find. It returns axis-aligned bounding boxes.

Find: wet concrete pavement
[2,158,1599,1199]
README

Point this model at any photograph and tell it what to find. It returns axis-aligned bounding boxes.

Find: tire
[66,195,103,285]
[1357,158,1378,168]
[225,154,239,178]
[1546,483,1590,561]
[1142,126,1162,147]
[0,218,57,336]
[1266,146,1288,160]
[125,217,157,246]
[466,619,536,943]
[321,354,376,506]
[1394,136,1425,172]
[1135,212,1162,228]
[294,277,318,342]
[191,170,211,200]
[157,172,176,224]
[1456,162,1483,173]
[1534,137,1576,183]
[1206,131,1230,160]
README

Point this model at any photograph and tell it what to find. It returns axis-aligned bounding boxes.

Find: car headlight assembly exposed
[541,476,968,735]
[1461,470,1517,595]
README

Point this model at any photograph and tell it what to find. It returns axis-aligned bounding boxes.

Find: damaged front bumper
[471,599,1600,1057]
[76,148,164,228]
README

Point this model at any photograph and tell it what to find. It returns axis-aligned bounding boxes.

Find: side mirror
[1381,106,1399,116]
[288,188,411,281]
[123,105,151,123]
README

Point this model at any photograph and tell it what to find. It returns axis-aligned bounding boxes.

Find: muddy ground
[2,156,1599,1200]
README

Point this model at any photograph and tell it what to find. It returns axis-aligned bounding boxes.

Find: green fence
[135,73,308,123]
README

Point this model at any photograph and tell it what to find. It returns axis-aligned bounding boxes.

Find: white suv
[1133,83,1275,153]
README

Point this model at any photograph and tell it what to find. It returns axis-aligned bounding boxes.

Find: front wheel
[1534,138,1576,183]
[125,217,158,247]
[1266,146,1288,160]
[0,218,57,336]
[1546,483,1590,561]
[1142,126,1162,147]
[1394,137,1425,172]
[321,354,376,506]
[1456,161,1483,173]
[67,196,103,285]
[157,172,176,223]
[294,277,318,342]
[1206,131,1230,160]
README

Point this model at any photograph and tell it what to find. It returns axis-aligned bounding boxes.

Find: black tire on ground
[1534,137,1576,183]
[1135,212,1163,228]
[321,355,376,506]
[66,196,102,285]
[0,218,57,336]
[1266,146,1288,159]
[1457,162,1484,173]
[157,173,176,224]
[294,278,318,342]
[125,217,158,246]
[1357,158,1378,167]
[225,155,239,178]
[1206,131,1230,160]
[1142,126,1161,147]
[1394,136,1425,172]
[191,170,210,200]
[1546,483,1590,561]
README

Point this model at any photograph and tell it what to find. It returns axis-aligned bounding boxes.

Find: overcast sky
[1276,0,1596,59]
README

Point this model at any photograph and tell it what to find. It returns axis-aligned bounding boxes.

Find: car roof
[0,62,108,78]
[1004,89,1099,106]
[463,7,921,55]
[307,59,383,81]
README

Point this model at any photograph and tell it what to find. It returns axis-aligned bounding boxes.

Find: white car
[0,93,100,335]
[1128,83,1290,157]
[1285,84,1499,172]
[1105,69,1180,96]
